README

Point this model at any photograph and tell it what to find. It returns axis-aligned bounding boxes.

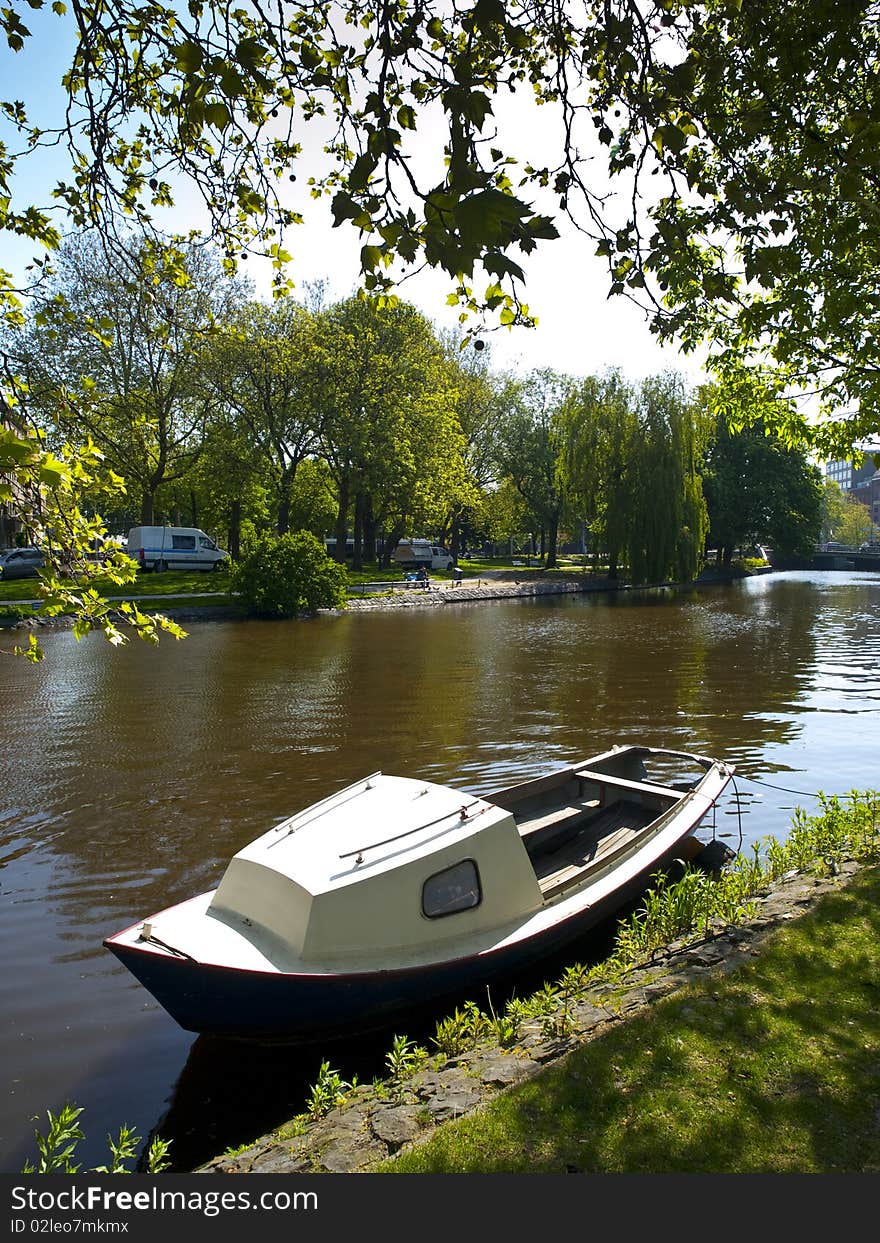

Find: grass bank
[379,862,880,1174]
[0,560,593,617]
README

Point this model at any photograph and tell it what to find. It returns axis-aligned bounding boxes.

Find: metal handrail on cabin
[268,771,383,847]
[339,797,489,863]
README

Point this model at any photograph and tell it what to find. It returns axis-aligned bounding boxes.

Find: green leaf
[652,125,687,156]
[360,244,383,271]
[299,42,322,70]
[331,191,360,227]
[205,101,231,131]
[174,41,204,75]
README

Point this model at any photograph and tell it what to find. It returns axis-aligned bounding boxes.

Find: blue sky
[1,13,708,386]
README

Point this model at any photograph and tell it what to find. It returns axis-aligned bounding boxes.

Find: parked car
[859,541,880,553]
[0,546,46,579]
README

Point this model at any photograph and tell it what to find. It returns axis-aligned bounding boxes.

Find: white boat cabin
[205,756,690,968]
[207,772,543,965]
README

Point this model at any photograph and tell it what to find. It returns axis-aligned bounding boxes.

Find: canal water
[1,570,878,1171]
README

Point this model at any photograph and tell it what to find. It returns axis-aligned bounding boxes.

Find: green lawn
[379,866,880,1174]
[0,568,233,604]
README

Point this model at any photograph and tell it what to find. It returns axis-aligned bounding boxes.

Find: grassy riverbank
[377,861,880,1173]
[0,559,596,619]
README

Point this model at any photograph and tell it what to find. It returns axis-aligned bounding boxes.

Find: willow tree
[557,369,637,580]
[558,370,707,584]
[626,373,709,586]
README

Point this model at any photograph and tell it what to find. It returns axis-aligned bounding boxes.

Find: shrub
[231,531,348,618]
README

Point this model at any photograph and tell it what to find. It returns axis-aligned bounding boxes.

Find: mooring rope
[734,774,877,801]
[736,775,825,799]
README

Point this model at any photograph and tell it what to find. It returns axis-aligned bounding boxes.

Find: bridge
[771,546,880,571]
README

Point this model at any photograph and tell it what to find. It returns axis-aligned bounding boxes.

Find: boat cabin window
[422,859,481,919]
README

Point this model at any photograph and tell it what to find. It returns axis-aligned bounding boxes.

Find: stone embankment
[344,573,619,611]
[195,859,864,1176]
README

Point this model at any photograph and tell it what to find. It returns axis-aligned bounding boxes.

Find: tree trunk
[352,491,366,571]
[545,512,559,569]
[360,494,377,564]
[277,468,293,535]
[450,512,461,561]
[228,498,242,561]
[140,491,154,525]
[380,524,405,569]
[190,489,198,528]
[333,475,350,562]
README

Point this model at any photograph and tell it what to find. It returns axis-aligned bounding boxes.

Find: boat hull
[104,833,694,1043]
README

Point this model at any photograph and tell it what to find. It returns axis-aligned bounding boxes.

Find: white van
[126,526,229,572]
[391,539,455,571]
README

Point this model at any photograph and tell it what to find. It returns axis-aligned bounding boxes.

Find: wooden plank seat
[517,799,600,841]
[531,800,661,901]
[572,767,683,804]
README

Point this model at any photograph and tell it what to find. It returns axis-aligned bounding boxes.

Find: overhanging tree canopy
[0,1,878,460]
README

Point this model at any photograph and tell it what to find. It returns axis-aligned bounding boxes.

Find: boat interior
[490,763,687,901]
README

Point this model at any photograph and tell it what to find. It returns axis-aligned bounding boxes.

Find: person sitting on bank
[416,565,429,588]
[451,565,463,587]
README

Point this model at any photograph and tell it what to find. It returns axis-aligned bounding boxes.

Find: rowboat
[103,745,734,1042]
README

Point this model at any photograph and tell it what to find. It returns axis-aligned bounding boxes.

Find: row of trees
[6,231,826,587]
[1,2,875,655]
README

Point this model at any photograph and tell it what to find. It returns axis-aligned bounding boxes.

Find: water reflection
[2,570,878,1170]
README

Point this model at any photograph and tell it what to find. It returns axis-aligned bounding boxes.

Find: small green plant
[305,1061,356,1120]
[272,1115,309,1142]
[524,981,559,1018]
[558,963,591,998]
[22,1104,172,1174]
[90,1125,140,1175]
[385,1034,429,1099]
[431,1000,491,1057]
[539,1003,578,1041]
[22,1104,84,1173]
[537,972,583,1040]
[143,1135,172,1174]
[485,992,528,1047]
